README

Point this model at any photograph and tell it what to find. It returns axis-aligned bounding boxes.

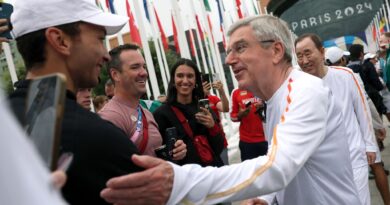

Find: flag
[195,15,205,41]
[203,0,211,12]
[380,17,386,33]
[207,15,215,44]
[236,0,243,19]
[216,0,226,48]
[126,0,142,46]
[95,0,104,10]
[105,0,116,14]
[172,15,180,54]
[373,21,377,41]
[216,0,223,25]
[154,7,169,50]
[189,30,196,57]
[143,0,150,21]
[252,0,259,15]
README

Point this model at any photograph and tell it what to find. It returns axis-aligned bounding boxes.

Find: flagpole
[386,0,390,30]
[152,3,171,82]
[374,13,381,48]
[257,0,263,14]
[133,0,160,98]
[199,0,229,96]
[383,4,390,32]
[2,42,18,87]
[171,0,191,59]
[189,0,209,73]
[147,0,168,92]
[185,14,202,70]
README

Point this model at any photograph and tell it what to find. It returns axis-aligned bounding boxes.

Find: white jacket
[167,70,360,205]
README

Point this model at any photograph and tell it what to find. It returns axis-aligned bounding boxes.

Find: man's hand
[100,154,174,205]
[0,18,10,53]
[366,152,376,165]
[51,170,67,189]
[237,104,250,120]
[375,128,386,141]
[172,139,187,160]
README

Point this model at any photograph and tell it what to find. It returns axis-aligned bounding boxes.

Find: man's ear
[45,27,72,56]
[110,68,120,83]
[272,41,285,64]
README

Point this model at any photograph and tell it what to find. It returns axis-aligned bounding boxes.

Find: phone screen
[198,99,210,111]
[25,74,66,170]
[212,73,220,82]
[0,3,14,39]
[201,73,210,83]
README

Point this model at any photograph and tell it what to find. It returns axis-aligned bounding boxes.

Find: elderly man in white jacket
[294,35,377,205]
[100,15,361,205]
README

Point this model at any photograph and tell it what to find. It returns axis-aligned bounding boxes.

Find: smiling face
[68,23,109,89]
[295,37,325,78]
[115,49,148,99]
[174,64,196,101]
[225,26,274,94]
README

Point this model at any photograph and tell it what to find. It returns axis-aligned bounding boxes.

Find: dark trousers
[239,140,268,161]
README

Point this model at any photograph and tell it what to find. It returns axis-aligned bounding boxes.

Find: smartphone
[25,73,66,170]
[201,73,210,83]
[212,73,220,82]
[245,101,252,108]
[198,98,210,111]
[165,127,178,159]
[0,3,13,39]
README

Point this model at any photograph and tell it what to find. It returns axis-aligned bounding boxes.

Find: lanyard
[130,105,149,153]
[130,106,143,141]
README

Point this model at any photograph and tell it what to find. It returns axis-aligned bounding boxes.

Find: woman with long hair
[153,58,224,167]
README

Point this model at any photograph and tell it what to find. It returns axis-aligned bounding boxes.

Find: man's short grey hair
[227,15,293,63]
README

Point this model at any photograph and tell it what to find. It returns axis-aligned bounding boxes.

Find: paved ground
[222,118,390,205]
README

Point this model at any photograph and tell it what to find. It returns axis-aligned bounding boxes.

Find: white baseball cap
[325,46,350,64]
[11,0,129,38]
[363,53,377,61]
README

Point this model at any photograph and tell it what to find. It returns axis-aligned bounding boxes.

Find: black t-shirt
[9,80,143,205]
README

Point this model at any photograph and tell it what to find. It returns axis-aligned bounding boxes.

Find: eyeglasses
[227,39,275,56]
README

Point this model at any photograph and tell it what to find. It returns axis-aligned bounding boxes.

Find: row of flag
[365,0,390,52]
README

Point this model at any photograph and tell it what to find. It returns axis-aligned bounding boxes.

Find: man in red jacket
[230,88,267,161]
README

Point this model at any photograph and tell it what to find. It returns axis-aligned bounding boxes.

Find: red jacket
[230,89,266,143]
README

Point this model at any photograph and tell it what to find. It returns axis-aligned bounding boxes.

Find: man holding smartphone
[99,43,187,160]
[230,88,267,161]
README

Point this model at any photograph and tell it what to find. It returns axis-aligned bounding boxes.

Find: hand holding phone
[25,74,66,170]
[155,127,178,161]
[165,127,178,158]
[198,99,210,111]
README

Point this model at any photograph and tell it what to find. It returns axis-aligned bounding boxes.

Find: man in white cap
[7,0,158,204]
[325,46,350,66]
